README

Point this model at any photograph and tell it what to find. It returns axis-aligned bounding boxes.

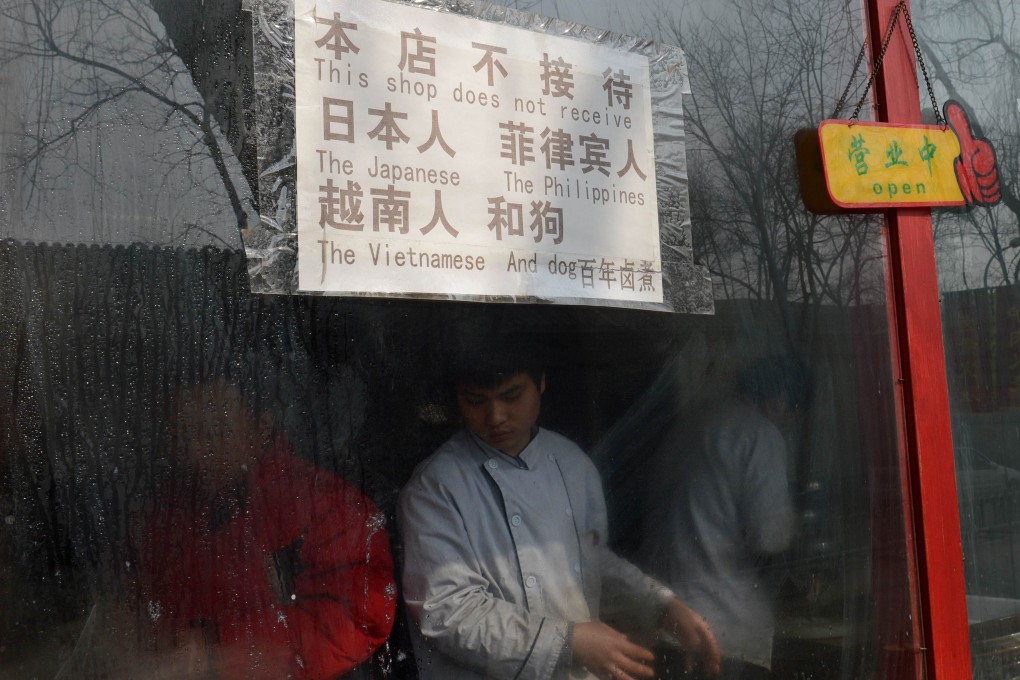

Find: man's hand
[167,626,296,679]
[661,599,722,677]
[572,621,656,680]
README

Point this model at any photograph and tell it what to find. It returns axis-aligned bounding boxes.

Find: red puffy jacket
[137,438,395,679]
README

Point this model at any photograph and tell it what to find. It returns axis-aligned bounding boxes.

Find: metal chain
[831,1,944,125]
[902,6,945,126]
[832,34,870,118]
[849,1,905,122]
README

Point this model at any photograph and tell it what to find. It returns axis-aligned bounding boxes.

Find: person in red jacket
[132,375,395,679]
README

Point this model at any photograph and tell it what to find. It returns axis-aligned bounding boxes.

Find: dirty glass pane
[484,3,915,679]
[917,0,1020,677]
[1,1,919,679]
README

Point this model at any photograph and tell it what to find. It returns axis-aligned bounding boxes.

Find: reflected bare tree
[917,0,1020,288]
[646,0,884,346]
[0,0,251,236]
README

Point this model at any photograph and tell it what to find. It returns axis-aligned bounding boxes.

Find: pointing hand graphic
[945,100,1001,206]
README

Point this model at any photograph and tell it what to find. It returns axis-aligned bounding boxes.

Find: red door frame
[865,0,972,677]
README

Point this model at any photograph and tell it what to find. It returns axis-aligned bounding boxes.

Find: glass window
[919,0,1020,676]
[0,0,924,678]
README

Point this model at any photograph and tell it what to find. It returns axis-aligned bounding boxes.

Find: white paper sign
[295,0,661,301]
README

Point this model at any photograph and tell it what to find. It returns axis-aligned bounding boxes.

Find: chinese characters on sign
[295,0,661,301]
[817,120,964,208]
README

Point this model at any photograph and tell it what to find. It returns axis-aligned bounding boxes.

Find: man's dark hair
[737,354,813,410]
[446,333,546,391]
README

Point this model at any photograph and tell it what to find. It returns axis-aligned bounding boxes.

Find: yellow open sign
[818,120,965,208]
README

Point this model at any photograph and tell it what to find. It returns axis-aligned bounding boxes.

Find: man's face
[762,392,799,434]
[172,379,269,492]
[456,371,545,457]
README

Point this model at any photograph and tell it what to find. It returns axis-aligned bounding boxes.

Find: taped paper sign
[294,0,662,301]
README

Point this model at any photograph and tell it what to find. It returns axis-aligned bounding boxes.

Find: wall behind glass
[0,0,922,678]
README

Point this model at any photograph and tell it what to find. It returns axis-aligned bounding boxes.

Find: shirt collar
[470,427,544,470]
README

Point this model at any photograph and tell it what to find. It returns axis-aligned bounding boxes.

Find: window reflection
[638,356,808,679]
[918,0,1020,675]
[0,1,925,680]
[0,0,255,247]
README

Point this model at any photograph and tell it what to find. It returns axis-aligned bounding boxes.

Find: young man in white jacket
[399,346,720,680]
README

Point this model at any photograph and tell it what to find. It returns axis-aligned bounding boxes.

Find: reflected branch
[0,0,248,230]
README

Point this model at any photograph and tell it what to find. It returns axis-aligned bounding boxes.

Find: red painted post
[865,0,972,677]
